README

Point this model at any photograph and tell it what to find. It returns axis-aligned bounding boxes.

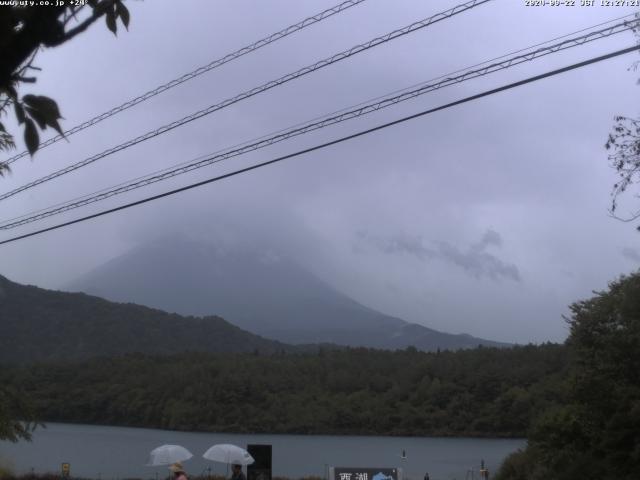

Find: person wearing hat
[230,464,246,480]
[169,462,188,480]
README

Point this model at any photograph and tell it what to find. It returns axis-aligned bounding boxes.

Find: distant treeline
[2,344,567,438]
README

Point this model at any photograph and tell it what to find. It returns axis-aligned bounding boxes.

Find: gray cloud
[357,229,521,282]
[356,230,436,259]
[472,229,502,251]
[622,247,640,263]
[436,240,521,282]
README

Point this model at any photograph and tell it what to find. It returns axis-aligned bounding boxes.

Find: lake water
[0,423,524,480]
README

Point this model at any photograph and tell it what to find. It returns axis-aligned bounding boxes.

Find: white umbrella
[203,444,254,465]
[147,444,194,466]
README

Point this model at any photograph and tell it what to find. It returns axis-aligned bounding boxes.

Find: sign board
[247,444,272,480]
[61,463,70,477]
[330,467,402,480]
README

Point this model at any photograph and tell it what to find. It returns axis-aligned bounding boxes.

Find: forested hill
[2,344,568,437]
[0,275,294,364]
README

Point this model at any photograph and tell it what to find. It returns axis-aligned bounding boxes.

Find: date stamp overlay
[525,0,640,6]
[0,1,90,7]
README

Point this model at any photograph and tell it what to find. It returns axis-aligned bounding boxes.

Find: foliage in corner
[606,116,640,226]
[0,0,130,443]
[605,14,640,230]
[495,271,640,480]
[0,0,131,174]
[0,384,39,443]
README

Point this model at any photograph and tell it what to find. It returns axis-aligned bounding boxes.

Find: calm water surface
[0,423,524,480]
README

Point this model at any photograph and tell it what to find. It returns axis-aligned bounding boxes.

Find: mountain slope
[69,237,508,350]
[0,274,293,364]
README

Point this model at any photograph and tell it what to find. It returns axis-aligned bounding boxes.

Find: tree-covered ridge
[2,344,567,438]
[0,274,295,364]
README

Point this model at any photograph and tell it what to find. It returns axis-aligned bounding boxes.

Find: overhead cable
[0,0,492,202]
[1,0,368,167]
[1,44,637,246]
[1,18,636,230]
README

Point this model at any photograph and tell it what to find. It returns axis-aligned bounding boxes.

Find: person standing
[231,464,247,480]
[169,462,188,480]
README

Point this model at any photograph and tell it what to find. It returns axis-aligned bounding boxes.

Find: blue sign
[333,467,400,480]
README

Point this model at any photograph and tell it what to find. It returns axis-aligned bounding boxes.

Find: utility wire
[0,0,492,203]
[1,18,636,230]
[1,0,368,167]
[7,10,633,223]
[320,11,638,121]
[1,44,637,247]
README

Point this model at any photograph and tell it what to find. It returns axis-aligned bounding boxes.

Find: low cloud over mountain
[356,229,521,282]
[68,236,509,351]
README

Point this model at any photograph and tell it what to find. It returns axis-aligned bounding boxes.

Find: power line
[11,9,633,224]
[0,0,492,203]
[0,0,368,167]
[1,18,636,230]
[328,11,638,118]
[1,44,637,247]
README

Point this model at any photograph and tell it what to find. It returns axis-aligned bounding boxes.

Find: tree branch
[48,1,115,47]
[608,208,640,223]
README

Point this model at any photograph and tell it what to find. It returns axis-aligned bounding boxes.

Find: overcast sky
[1,0,639,344]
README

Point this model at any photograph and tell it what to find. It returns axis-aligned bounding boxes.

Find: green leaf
[0,130,15,155]
[14,103,25,125]
[24,119,39,156]
[49,119,64,137]
[25,107,47,130]
[115,1,130,29]
[22,95,65,137]
[105,9,117,35]
[22,95,62,120]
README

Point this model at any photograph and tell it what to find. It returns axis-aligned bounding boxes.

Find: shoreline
[0,423,524,480]
[29,421,527,441]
